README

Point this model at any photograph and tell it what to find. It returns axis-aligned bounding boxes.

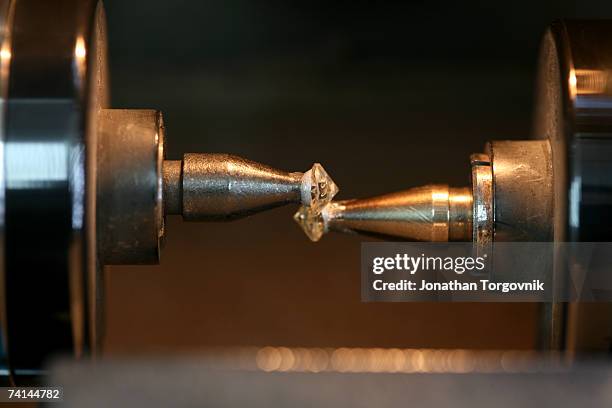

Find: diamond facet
[300,163,339,213]
[293,205,325,242]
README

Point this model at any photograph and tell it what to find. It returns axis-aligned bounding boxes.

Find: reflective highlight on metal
[323,185,473,241]
[470,153,493,245]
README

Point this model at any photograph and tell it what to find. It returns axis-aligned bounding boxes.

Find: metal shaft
[323,185,473,241]
[163,153,305,220]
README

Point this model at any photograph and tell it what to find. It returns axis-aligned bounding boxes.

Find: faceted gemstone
[304,163,339,213]
[295,163,338,241]
[293,205,325,242]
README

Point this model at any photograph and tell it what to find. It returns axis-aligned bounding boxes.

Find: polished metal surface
[97,109,164,265]
[448,188,473,241]
[470,153,493,246]
[324,185,473,241]
[488,140,554,242]
[173,153,304,221]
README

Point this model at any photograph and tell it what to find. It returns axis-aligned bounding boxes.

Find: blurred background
[102,0,612,354]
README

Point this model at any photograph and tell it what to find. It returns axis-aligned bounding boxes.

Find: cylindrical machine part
[178,153,303,221]
[448,187,473,241]
[97,109,165,265]
[325,185,473,241]
[488,140,554,242]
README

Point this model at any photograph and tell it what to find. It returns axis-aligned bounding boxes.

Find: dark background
[102,0,611,354]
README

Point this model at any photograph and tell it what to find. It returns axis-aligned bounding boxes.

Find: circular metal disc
[0,0,107,383]
[533,21,612,353]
